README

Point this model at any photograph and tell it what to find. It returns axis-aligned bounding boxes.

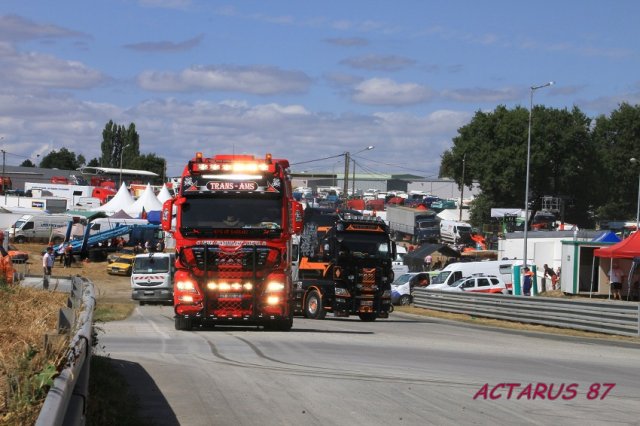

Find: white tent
[126,183,163,217]
[437,208,470,222]
[92,183,135,213]
[157,184,173,204]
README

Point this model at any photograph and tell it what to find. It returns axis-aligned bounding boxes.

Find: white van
[429,260,517,292]
[7,214,75,242]
[130,252,175,304]
[439,220,473,245]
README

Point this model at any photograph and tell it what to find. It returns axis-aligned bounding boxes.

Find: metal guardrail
[36,276,95,426]
[413,288,640,337]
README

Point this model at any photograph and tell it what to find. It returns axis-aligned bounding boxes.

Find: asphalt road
[99,306,640,426]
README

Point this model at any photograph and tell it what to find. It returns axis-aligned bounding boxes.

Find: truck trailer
[386,205,440,244]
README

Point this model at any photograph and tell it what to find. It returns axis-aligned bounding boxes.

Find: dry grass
[0,284,68,425]
[1,243,137,425]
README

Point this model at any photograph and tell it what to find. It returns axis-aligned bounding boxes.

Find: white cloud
[0,43,105,89]
[352,78,433,105]
[137,65,311,95]
[340,54,416,71]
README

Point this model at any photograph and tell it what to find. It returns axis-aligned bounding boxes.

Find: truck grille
[361,268,376,290]
[184,245,278,272]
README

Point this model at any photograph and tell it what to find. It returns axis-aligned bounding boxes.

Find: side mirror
[161,199,174,232]
[291,201,304,234]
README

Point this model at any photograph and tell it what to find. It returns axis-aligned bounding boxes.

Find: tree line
[439,102,640,228]
[20,120,166,183]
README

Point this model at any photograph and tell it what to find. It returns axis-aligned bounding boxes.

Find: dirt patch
[16,243,133,304]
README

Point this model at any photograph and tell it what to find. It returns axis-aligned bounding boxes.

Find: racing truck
[161,152,304,331]
[293,210,396,321]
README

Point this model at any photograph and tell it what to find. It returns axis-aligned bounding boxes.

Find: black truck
[293,209,396,321]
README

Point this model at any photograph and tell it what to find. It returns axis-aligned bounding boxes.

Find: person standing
[543,264,558,290]
[42,246,55,289]
[522,267,534,296]
[424,254,432,271]
[609,263,624,300]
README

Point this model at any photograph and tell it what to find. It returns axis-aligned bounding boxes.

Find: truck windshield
[13,220,26,229]
[418,220,438,229]
[337,233,390,259]
[180,196,283,232]
[134,256,170,273]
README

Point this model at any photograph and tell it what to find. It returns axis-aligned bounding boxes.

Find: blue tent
[592,231,621,243]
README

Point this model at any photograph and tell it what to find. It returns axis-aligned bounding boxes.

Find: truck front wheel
[175,316,193,330]
[304,290,326,319]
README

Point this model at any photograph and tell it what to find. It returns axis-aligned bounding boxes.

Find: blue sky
[1,1,639,178]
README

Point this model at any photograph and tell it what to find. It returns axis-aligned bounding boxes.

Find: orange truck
[161,152,303,331]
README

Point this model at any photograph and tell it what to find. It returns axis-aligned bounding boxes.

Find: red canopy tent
[594,232,640,300]
[594,231,640,258]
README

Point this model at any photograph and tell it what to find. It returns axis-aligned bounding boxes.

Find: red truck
[161,152,303,331]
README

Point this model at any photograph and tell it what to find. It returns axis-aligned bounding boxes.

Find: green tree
[100,121,140,168]
[440,105,598,228]
[591,103,640,221]
[99,120,166,184]
[20,159,36,167]
[39,148,86,170]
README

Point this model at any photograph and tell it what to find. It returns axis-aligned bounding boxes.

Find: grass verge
[94,302,136,322]
[0,284,68,425]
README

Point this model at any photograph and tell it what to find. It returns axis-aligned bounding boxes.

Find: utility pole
[1,149,5,194]
[343,152,350,198]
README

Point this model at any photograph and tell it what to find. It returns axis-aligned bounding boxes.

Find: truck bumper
[132,288,173,303]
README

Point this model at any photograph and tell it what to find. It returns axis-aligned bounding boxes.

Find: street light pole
[459,153,466,221]
[631,158,640,230]
[524,81,554,270]
[119,143,130,188]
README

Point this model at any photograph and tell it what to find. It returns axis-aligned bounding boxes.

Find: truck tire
[174,316,193,330]
[399,295,412,305]
[358,313,377,322]
[15,236,26,243]
[304,290,326,319]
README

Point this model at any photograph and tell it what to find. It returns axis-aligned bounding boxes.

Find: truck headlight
[176,280,196,292]
[266,282,285,292]
[335,287,351,297]
[267,296,280,305]
[382,290,391,298]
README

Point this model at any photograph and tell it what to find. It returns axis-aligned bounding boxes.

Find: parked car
[106,254,136,276]
[107,248,135,264]
[441,274,508,294]
[391,272,431,305]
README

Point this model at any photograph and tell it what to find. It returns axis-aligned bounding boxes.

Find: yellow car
[107,254,136,276]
